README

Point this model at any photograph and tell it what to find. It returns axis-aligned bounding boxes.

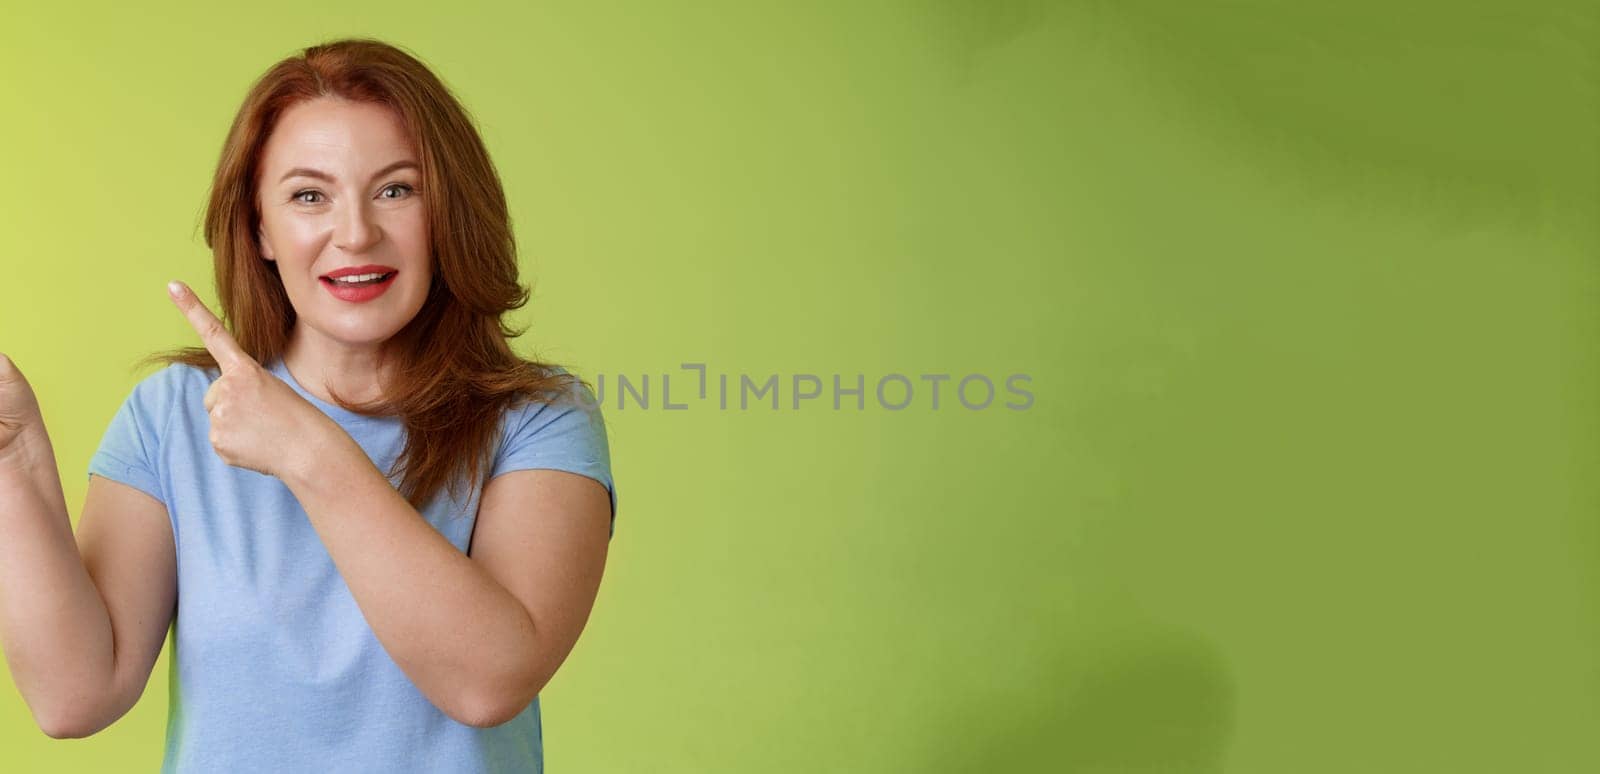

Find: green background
[2,1,1597,771]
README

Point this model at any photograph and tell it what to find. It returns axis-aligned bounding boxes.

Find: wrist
[0,423,54,478]
[277,418,360,490]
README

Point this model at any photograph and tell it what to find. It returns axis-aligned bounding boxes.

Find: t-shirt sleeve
[489,379,617,538]
[87,368,173,508]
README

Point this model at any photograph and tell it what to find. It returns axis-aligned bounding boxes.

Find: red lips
[321,264,398,279]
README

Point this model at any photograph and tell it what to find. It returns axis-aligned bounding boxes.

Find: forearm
[0,428,115,737]
[279,430,540,727]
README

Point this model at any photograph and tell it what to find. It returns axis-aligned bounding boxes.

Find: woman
[0,37,616,773]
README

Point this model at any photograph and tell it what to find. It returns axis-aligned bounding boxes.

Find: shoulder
[488,366,616,524]
[494,367,609,457]
[122,362,215,416]
[503,366,601,419]
[151,360,218,393]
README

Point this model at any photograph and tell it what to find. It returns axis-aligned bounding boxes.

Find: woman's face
[255,97,431,354]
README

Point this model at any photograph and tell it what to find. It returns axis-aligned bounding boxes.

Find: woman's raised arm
[0,354,177,738]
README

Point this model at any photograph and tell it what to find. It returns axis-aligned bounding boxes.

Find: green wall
[1,1,1595,771]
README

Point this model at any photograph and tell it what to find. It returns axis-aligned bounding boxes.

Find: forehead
[258,98,416,176]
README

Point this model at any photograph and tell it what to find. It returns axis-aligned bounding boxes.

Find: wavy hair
[139,37,592,513]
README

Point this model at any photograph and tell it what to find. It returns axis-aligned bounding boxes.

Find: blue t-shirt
[86,355,616,773]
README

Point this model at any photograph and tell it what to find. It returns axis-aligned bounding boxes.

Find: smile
[320,271,398,303]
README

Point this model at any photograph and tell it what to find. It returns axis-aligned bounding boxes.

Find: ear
[258,227,275,262]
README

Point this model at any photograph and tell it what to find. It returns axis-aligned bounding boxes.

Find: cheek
[394,218,432,277]
[265,220,328,263]
[395,213,430,252]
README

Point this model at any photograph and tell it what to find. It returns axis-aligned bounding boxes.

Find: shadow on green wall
[917,614,1234,773]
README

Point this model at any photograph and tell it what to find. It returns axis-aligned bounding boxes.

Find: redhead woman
[0,37,616,773]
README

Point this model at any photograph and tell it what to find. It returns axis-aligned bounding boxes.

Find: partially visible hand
[0,353,45,465]
[167,281,343,480]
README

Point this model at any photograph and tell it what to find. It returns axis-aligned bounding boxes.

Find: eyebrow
[278,160,420,185]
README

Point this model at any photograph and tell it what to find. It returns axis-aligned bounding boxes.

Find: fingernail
[168,281,182,298]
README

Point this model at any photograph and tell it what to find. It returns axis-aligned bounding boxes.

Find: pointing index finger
[168,281,254,372]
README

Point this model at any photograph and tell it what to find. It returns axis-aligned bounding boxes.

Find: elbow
[457,700,522,730]
[31,689,118,740]
[454,670,547,729]
[456,685,539,729]
[35,707,98,740]
[41,721,91,740]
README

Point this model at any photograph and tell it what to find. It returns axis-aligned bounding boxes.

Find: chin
[306,311,409,345]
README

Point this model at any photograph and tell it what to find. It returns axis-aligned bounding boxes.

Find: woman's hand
[167,281,344,480]
[0,353,46,468]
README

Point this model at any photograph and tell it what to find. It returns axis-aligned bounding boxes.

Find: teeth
[330,272,388,283]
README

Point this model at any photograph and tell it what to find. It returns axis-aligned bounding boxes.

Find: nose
[332,198,382,253]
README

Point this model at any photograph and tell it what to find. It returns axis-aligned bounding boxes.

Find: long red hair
[140,37,592,513]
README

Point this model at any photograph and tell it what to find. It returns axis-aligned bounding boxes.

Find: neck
[280,324,396,407]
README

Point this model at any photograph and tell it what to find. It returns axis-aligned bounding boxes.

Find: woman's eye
[291,184,414,205]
